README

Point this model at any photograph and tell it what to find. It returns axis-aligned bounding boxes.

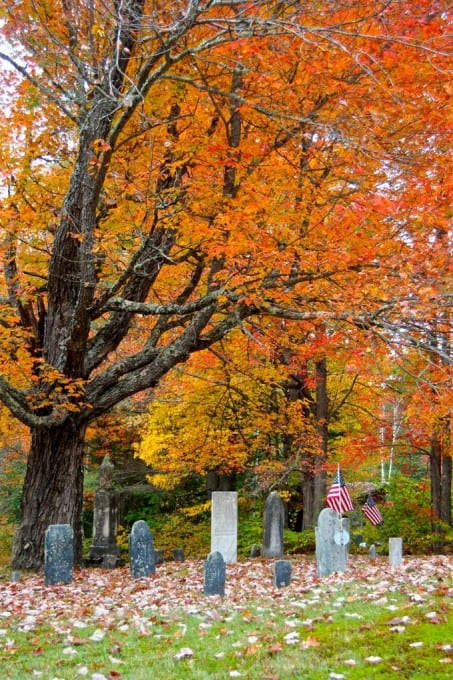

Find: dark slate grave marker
[203,551,226,596]
[173,547,185,562]
[154,549,164,565]
[129,520,155,578]
[44,524,74,586]
[273,560,291,588]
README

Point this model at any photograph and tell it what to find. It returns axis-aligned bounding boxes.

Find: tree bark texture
[12,420,87,570]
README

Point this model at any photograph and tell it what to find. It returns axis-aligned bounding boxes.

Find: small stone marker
[273,560,291,588]
[154,549,164,565]
[129,520,155,578]
[44,524,74,586]
[389,537,403,566]
[262,490,285,558]
[250,543,260,558]
[211,491,238,563]
[173,547,185,562]
[203,551,226,596]
[11,571,21,583]
[315,508,350,578]
[368,544,376,560]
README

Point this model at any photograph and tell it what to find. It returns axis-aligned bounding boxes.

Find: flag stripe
[326,468,354,514]
[362,495,384,525]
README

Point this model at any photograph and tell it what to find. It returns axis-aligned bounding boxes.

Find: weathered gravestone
[154,549,164,565]
[389,537,403,566]
[211,491,237,563]
[44,524,74,586]
[204,551,226,596]
[250,543,260,558]
[87,455,121,567]
[129,520,155,578]
[273,560,291,588]
[368,544,376,560]
[315,508,350,578]
[173,547,185,562]
[262,491,285,558]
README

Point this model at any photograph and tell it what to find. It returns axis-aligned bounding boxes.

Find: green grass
[0,558,451,679]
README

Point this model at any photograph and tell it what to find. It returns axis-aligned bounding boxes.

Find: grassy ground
[0,556,451,679]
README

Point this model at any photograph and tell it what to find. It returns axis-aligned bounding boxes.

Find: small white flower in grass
[91,674,108,680]
[76,667,88,676]
[409,642,424,648]
[425,611,439,620]
[229,672,242,678]
[344,659,357,666]
[247,635,259,644]
[214,652,225,659]
[174,647,194,660]
[329,673,345,679]
[365,656,383,664]
[0,629,7,636]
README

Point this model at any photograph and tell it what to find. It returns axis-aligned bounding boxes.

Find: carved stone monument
[262,491,285,558]
[87,455,121,567]
[129,520,155,578]
[204,551,226,596]
[315,507,350,578]
[44,524,74,586]
[211,491,237,563]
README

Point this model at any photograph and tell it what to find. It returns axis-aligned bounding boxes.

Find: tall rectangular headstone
[44,524,74,586]
[262,491,285,558]
[211,492,237,563]
[129,520,155,578]
[315,508,350,578]
[204,551,226,596]
[389,537,403,566]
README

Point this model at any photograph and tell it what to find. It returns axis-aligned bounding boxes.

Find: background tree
[0,1,450,569]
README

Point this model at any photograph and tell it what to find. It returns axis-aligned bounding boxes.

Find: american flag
[326,467,354,514]
[362,494,384,526]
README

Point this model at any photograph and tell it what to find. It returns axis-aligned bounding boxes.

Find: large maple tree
[0,1,450,568]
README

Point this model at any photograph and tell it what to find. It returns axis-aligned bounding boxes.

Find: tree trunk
[12,419,87,570]
[301,472,314,530]
[313,358,328,518]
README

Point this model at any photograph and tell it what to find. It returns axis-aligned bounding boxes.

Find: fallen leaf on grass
[267,643,283,655]
[173,647,194,660]
[365,656,383,664]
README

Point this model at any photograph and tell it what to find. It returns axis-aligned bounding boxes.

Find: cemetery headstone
[368,544,376,560]
[211,491,238,563]
[44,524,74,586]
[389,537,403,566]
[250,543,260,558]
[315,507,350,578]
[262,490,285,558]
[129,520,155,578]
[87,455,121,567]
[11,571,21,582]
[173,547,185,562]
[154,549,164,565]
[273,560,291,588]
[203,551,226,596]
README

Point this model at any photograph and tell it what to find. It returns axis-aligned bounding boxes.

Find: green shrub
[360,475,452,554]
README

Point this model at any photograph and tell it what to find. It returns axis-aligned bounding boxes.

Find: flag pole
[337,464,342,519]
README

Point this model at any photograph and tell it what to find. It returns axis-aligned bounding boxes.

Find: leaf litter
[0,555,451,678]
